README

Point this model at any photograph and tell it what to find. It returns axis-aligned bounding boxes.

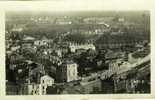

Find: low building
[69,43,96,53]
[11,46,20,52]
[40,75,55,95]
[23,36,35,41]
[109,60,131,74]
[27,83,42,95]
[34,40,48,46]
[11,27,23,32]
[21,43,33,49]
[20,75,54,95]
[61,79,102,94]
[55,17,72,25]
[34,37,53,47]
[6,81,20,95]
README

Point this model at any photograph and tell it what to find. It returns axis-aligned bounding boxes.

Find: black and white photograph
[5,11,150,95]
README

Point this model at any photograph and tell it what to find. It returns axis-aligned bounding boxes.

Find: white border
[0,0,154,99]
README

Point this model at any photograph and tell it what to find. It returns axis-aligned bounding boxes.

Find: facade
[6,81,20,95]
[11,27,23,32]
[56,61,78,82]
[28,83,42,95]
[34,39,53,47]
[69,43,96,52]
[40,75,55,95]
[109,59,131,74]
[34,40,48,46]
[21,75,54,95]
[11,46,20,52]
[23,36,35,41]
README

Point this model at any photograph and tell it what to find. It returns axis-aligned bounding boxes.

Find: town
[5,11,150,95]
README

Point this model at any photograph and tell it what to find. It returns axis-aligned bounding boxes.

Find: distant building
[55,17,72,25]
[51,49,62,57]
[96,42,137,49]
[118,17,125,22]
[11,46,20,52]
[34,40,48,46]
[69,43,96,53]
[11,27,23,32]
[56,61,78,82]
[23,36,35,41]
[83,17,110,27]
[34,37,53,47]
[21,43,33,49]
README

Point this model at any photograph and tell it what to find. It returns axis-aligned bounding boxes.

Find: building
[21,36,35,49]
[34,40,48,46]
[6,81,20,95]
[40,75,55,95]
[20,75,54,95]
[109,60,131,74]
[11,46,21,52]
[56,61,78,82]
[34,37,53,47]
[11,27,23,32]
[60,79,102,94]
[69,43,96,53]
[23,36,35,41]
[27,83,42,95]
[55,17,72,25]
[118,17,125,22]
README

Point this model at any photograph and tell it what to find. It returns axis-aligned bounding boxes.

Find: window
[73,71,75,75]
[43,91,45,94]
[35,90,37,94]
[31,91,33,94]
[32,84,34,89]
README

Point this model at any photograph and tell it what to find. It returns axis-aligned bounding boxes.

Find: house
[11,46,20,52]
[20,75,54,95]
[40,75,55,95]
[34,40,48,46]
[69,43,96,53]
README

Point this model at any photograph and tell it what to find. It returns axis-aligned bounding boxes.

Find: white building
[118,18,125,22]
[11,46,20,52]
[28,84,42,95]
[34,38,53,47]
[23,36,35,41]
[34,40,48,46]
[27,75,54,95]
[12,27,23,32]
[69,43,96,52]
[40,75,55,95]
